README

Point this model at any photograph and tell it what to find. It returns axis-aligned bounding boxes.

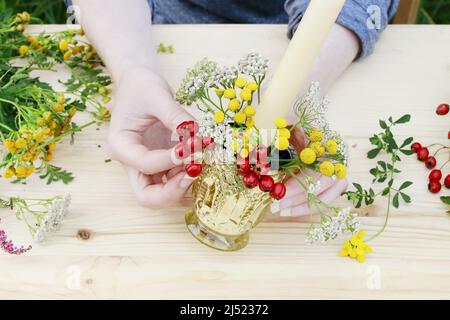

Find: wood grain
[1,24,450,299]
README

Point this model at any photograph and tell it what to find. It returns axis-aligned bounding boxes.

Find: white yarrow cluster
[34,194,71,242]
[238,53,269,77]
[209,66,238,86]
[305,207,361,244]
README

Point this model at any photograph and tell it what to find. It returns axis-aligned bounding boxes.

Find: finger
[126,166,192,208]
[290,179,348,217]
[107,130,183,175]
[153,100,195,133]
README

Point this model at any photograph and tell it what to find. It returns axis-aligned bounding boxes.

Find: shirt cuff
[285,0,400,59]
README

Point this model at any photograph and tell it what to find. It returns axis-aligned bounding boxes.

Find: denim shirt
[67,0,399,59]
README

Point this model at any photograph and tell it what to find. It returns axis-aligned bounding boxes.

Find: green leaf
[400,192,411,203]
[393,193,399,208]
[441,196,450,205]
[395,114,411,124]
[39,165,75,185]
[379,120,388,129]
[367,148,381,159]
[400,137,413,148]
[399,181,413,190]
[400,149,415,156]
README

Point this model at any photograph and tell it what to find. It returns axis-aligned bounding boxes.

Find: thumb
[154,100,195,133]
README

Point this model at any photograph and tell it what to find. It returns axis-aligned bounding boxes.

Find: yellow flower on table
[19,45,29,56]
[240,89,252,102]
[340,230,372,263]
[310,141,325,157]
[3,168,15,179]
[245,117,255,128]
[59,39,69,52]
[275,137,289,151]
[277,128,291,139]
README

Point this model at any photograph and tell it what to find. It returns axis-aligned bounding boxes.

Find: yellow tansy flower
[54,103,64,113]
[309,130,323,142]
[63,51,72,61]
[15,166,27,178]
[59,39,69,52]
[334,163,347,179]
[245,82,258,92]
[214,111,225,123]
[277,128,291,139]
[3,140,16,153]
[275,137,289,150]
[3,168,15,179]
[215,89,224,98]
[15,138,27,150]
[223,88,236,99]
[19,45,29,56]
[326,140,338,154]
[240,147,249,158]
[310,141,325,157]
[319,161,334,177]
[234,112,246,125]
[228,99,240,112]
[243,105,256,117]
[300,148,316,164]
[231,140,240,152]
[274,117,287,129]
[340,230,372,263]
[245,117,255,128]
[240,88,252,101]
[235,77,247,88]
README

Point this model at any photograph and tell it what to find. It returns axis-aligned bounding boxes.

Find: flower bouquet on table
[174,53,356,252]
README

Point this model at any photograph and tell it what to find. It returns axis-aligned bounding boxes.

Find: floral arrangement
[174,53,367,254]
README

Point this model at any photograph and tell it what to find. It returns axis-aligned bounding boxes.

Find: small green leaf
[441,196,450,205]
[368,148,381,159]
[400,137,413,148]
[400,149,415,156]
[395,114,411,124]
[399,181,413,190]
[400,192,411,203]
[393,193,399,208]
[379,120,388,129]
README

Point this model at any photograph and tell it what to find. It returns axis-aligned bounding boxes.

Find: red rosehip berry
[448,131,450,139]
[425,156,437,169]
[428,181,442,194]
[411,142,422,153]
[243,171,259,188]
[444,175,450,189]
[185,135,203,153]
[428,169,442,182]
[417,147,429,161]
[270,182,287,200]
[185,163,202,177]
[237,162,252,175]
[259,175,275,192]
[174,143,188,159]
[176,121,199,138]
[436,103,449,116]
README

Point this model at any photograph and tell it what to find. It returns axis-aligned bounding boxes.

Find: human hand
[270,126,348,218]
[106,67,194,207]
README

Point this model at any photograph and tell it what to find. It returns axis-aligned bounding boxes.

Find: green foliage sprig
[343,114,415,240]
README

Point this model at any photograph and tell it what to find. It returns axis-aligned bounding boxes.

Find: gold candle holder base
[185,209,249,251]
[185,165,283,251]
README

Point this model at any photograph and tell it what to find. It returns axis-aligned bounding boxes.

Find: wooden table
[0,25,449,299]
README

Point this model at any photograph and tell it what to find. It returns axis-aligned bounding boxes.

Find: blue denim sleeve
[285,0,400,59]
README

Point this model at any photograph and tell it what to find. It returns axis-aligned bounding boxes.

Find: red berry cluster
[175,121,214,178]
[411,103,449,194]
[236,145,286,200]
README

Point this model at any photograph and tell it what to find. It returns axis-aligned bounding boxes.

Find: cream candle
[254,0,345,135]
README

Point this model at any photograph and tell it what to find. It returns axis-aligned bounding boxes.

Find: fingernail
[280,208,292,217]
[270,201,280,214]
[179,174,194,188]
